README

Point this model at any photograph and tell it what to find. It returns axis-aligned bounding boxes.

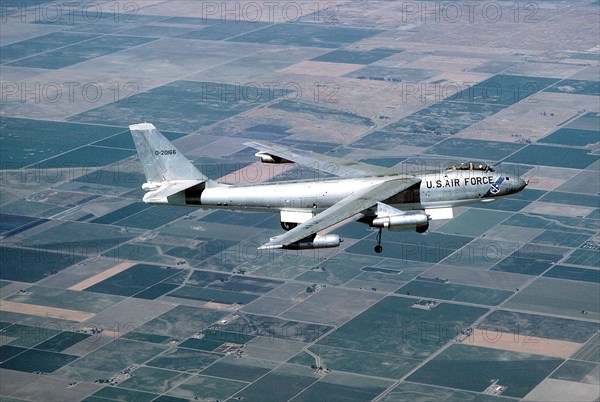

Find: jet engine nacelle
[283,234,342,250]
[255,152,292,164]
[371,212,429,232]
[142,182,161,192]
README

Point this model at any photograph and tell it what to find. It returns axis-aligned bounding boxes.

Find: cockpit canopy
[446,161,495,172]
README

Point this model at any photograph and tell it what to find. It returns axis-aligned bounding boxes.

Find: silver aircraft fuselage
[130,123,529,251]
[161,169,527,212]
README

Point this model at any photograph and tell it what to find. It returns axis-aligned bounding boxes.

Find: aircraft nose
[516,177,528,191]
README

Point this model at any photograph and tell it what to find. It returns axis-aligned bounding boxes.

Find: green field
[437,209,512,237]
[294,344,419,379]
[208,275,283,294]
[71,80,293,132]
[91,203,151,224]
[122,332,171,344]
[90,386,157,402]
[543,265,600,283]
[448,75,559,106]
[319,296,488,358]
[491,257,552,276]
[566,249,600,267]
[231,23,382,48]
[166,374,248,401]
[540,192,599,208]
[292,372,392,402]
[347,239,455,263]
[168,285,258,304]
[112,205,193,230]
[504,144,598,169]
[232,365,319,402]
[178,20,269,40]
[478,310,598,343]
[1,323,62,348]
[7,285,125,313]
[146,347,220,372]
[200,361,272,382]
[1,349,78,373]
[119,366,190,394]
[550,360,598,383]
[531,230,591,247]
[7,35,156,69]
[572,333,600,363]
[545,79,600,96]
[504,278,600,320]
[179,337,224,351]
[295,253,373,285]
[34,331,90,352]
[396,279,513,305]
[0,245,85,282]
[220,313,332,343]
[381,381,513,401]
[69,339,167,372]
[40,146,135,169]
[18,220,136,254]
[345,65,438,82]
[539,127,600,146]
[1,31,99,62]
[313,48,399,64]
[138,305,225,339]
[87,264,184,297]
[426,138,523,160]
[407,344,563,398]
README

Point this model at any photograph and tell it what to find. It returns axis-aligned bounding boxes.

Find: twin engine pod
[283,234,342,250]
[371,212,430,232]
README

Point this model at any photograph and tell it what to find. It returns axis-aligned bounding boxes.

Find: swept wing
[258,177,421,249]
[245,140,406,178]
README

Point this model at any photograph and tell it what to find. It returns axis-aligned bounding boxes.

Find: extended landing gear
[281,221,297,231]
[374,228,383,253]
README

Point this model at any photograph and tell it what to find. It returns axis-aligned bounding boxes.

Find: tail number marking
[155,150,177,155]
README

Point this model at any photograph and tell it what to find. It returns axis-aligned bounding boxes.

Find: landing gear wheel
[374,228,383,253]
[281,221,297,231]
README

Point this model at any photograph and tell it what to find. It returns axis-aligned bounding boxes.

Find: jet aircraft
[129,123,527,253]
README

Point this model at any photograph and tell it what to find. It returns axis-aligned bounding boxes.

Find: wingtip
[129,122,156,131]
[257,243,283,250]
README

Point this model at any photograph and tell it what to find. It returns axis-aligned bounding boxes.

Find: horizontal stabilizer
[143,179,203,205]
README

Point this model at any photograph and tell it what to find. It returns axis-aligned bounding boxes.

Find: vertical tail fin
[129,123,208,183]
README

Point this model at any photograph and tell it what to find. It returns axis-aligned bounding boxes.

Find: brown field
[68,262,137,291]
[0,300,95,322]
[281,61,362,77]
[203,302,240,311]
[526,176,569,191]
[462,328,581,358]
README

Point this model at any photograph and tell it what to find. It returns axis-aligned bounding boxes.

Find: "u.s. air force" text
[426,176,495,189]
